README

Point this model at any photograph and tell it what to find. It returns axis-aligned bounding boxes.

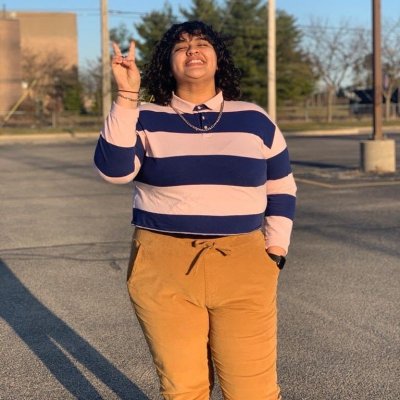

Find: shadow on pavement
[0,258,148,400]
[291,160,350,170]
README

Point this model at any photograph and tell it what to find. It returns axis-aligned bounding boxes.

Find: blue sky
[6,0,400,70]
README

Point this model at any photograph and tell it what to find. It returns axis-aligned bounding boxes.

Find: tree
[274,11,316,104]
[116,0,317,107]
[382,18,400,119]
[222,1,315,107]
[135,3,177,67]
[180,0,222,30]
[20,47,83,123]
[60,67,83,112]
[110,23,133,54]
[80,59,102,114]
[222,0,270,105]
[304,18,369,122]
[21,48,68,108]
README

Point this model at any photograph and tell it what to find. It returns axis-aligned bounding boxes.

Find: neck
[175,82,217,104]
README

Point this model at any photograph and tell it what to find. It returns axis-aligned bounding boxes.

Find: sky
[6,0,400,70]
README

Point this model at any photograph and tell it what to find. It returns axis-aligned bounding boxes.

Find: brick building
[0,11,77,116]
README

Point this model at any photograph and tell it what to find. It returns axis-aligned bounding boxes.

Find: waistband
[133,227,263,248]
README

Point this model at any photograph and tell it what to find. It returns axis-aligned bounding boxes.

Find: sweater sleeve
[93,102,145,184]
[263,124,297,253]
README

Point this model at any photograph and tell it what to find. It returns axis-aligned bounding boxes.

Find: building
[0,16,22,115]
[0,11,78,116]
[14,12,78,69]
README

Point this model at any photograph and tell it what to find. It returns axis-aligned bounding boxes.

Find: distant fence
[0,110,103,132]
[278,104,400,123]
[1,104,399,131]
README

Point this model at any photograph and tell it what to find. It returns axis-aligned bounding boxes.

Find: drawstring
[185,240,232,275]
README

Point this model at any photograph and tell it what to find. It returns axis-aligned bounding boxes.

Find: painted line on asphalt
[296,177,400,189]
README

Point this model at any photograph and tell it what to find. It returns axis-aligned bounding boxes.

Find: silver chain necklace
[169,100,225,132]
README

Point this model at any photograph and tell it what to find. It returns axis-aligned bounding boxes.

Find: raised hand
[112,41,140,92]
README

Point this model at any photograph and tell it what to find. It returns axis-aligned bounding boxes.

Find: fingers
[112,42,122,56]
[127,40,136,61]
[112,41,136,68]
[112,42,124,66]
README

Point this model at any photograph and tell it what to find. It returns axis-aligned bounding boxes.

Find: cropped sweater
[94,91,297,252]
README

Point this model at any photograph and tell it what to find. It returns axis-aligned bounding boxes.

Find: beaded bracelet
[117,93,140,102]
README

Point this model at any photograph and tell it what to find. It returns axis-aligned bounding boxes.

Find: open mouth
[186,59,205,66]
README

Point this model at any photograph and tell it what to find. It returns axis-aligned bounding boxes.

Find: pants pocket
[263,251,281,274]
[127,238,144,287]
[255,232,280,275]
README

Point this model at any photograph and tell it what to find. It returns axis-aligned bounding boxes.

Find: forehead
[174,32,208,43]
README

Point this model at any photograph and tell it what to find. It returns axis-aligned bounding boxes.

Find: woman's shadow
[0,258,149,399]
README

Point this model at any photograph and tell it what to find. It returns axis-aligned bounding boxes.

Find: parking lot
[0,134,399,399]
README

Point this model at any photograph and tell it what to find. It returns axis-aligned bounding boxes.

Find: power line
[7,7,147,16]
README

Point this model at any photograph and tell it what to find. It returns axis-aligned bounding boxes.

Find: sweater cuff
[110,101,140,122]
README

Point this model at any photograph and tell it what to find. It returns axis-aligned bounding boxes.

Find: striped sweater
[94,92,297,252]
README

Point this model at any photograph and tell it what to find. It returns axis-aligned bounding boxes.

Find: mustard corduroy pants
[127,228,281,400]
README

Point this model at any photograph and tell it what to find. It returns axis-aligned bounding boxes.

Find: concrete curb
[0,131,99,143]
[284,126,400,137]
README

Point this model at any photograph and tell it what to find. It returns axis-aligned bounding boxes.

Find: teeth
[187,60,203,65]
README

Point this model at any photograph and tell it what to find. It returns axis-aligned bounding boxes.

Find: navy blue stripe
[265,194,296,220]
[136,155,267,187]
[137,110,276,147]
[94,135,135,177]
[132,209,264,234]
[267,148,292,180]
[135,135,145,162]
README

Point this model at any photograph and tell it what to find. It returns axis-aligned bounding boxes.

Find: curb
[284,126,400,137]
[0,131,99,143]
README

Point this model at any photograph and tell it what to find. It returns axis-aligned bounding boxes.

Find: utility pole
[101,0,111,120]
[360,0,396,172]
[268,0,276,121]
[372,0,383,140]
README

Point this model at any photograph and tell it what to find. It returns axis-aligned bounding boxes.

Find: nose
[187,46,199,55]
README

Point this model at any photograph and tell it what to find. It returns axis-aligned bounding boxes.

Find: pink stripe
[225,101,278,125]
[266,173,297,195]
[224,101,267,114]
[263,215,293,252]
[134,182,267,216]
[145,131,266,159]
[101,102,139,148]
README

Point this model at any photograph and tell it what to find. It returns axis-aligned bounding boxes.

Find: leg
[127,229,212,400]
[209,296,280,400]
[207,231,281,400]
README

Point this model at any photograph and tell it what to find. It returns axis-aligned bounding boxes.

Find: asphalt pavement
[0,133,399,400]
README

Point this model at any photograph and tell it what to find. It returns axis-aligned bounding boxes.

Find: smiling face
[170,32,218,88]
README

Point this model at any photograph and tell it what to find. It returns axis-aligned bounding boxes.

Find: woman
[94,20,296,400]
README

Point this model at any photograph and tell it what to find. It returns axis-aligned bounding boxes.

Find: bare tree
[20,48,83,126]
[304,18,369,122]
[21,48,69,114]
[382,18,400,119]
[80,59,103,114]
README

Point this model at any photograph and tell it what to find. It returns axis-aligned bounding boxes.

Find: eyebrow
[176,35,208,43]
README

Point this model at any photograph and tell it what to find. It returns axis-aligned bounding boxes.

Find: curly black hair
[142,21,241,105]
